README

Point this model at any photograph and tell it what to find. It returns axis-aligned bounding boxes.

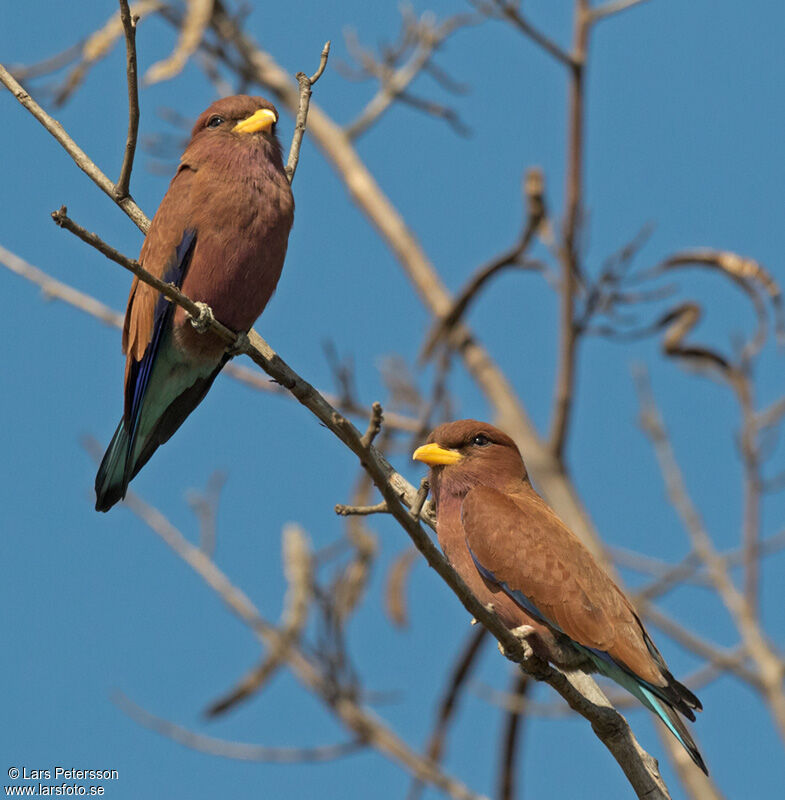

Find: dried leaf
[385,547,417,628]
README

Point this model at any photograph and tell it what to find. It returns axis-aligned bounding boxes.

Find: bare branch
[361,401,384,448]
[638,600,761,687]
[186,471,226,557]
[115,692,364,762]
[285,40,331,183]
[62,206,671,794]
[0,63,149,232]
[115,0,140,200]
[50,207,233,341]
[335,501,389,517]
[548,0,591,463]
[144,0,213,85]
[204,0,613,569]
[409,478,430,520]
[82,460,483,800]
[590,0,650,23]
[0,243,423,435]
[19,1,162,106]
[620,525,785,605]
[343,11,475,140]
[206,524,312,717]
[474,1,573,67]
[420,168,546,361]
[7,41,85,82]
[656,249,785,352]
[408,626,489,800]
[636,368,785,742]
[0,243,123,328]
[332,468,379,624]
[498,671,529,800]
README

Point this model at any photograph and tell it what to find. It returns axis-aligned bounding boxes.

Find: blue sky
[2,1,785,798]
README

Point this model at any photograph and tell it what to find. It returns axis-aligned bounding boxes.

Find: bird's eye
[206,115,225,128]
[472,434,490,446]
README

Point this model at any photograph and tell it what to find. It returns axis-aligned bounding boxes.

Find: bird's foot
[498,624,537,662]
[190,301,215,333]
[227,331,250,357]
[550,638,591,670]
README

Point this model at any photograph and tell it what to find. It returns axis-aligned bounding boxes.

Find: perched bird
[413,419,707,773]
[95,95,294,511]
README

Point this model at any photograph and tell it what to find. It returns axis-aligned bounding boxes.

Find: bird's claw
[498,625,537,662]
[190,301,215,333]
[227,331,250,357]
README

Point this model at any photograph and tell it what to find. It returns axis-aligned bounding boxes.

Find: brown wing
[461,484,665,685]
[122,165,196,364]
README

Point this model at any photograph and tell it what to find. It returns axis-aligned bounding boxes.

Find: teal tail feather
[580,647,708,774]
[94,354,228,512]
[95,421,131,512]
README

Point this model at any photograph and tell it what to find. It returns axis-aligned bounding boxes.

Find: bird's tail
[580,647,708,774]
[94,355,228,512]
[95,420,132,512]
[636,682,707,774]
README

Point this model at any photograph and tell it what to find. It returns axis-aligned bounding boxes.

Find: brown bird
[95,95,294,511]
[413,419,707,773]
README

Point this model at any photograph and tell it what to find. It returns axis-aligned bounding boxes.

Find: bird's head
[186,95,284,170]
[412,419,527,501]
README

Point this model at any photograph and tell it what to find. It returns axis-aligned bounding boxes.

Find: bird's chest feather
[435,494,527,627]
[174,161,294,356]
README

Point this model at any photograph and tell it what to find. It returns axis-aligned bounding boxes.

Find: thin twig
[115,692,365,762]
[361,401,384,448]
[408,626,489,800]
[332,468,379,624]
[476,0,573,67]
[621,525,785,605]
[206,524,312,716]
[115,0,140,200]
[409,478,430,520]
[50,206,235,343]
[420,168,545,361]
[590,0,650,23]
[0,243,123,328]
[186,471,226,557]
[285,40,330,183]
[344,12,476,140]
[335,501,389,517]
[498,671,529,800]
[548,0,590,463]
[7,41,85,82]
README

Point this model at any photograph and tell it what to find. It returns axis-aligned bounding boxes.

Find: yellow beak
[233,108,278,134]
[412,443,464,466]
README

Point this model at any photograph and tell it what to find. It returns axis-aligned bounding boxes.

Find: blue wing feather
[125,229,197,468]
